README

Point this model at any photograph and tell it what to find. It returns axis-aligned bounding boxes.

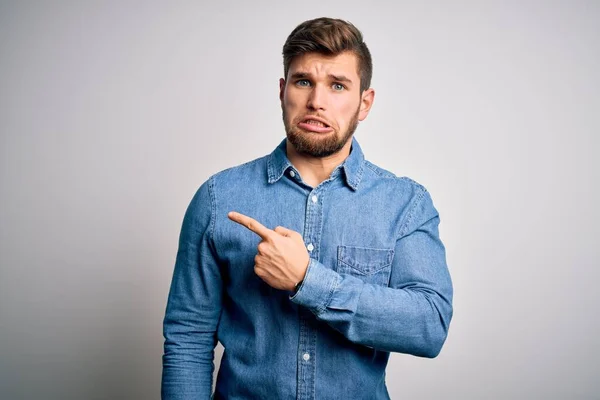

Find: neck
[286,138,353,188]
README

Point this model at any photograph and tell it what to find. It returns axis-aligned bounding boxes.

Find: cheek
[284,86,300,103]
[283,93,299,114]
[334,98,360,126]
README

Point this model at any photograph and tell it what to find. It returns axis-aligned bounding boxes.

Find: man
[162,17,453,399]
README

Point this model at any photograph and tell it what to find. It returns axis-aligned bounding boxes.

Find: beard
[283,107,360,158]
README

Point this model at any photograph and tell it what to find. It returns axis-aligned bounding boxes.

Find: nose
[307,84,326,111]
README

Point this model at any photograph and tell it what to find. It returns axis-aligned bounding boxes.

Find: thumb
[274,226,294,237]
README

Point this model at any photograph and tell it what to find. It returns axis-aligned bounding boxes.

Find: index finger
[228,211,273,240]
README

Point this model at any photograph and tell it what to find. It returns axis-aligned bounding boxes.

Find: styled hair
[282,17,373,92]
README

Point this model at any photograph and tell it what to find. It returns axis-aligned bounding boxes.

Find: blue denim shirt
[162,138,453,399]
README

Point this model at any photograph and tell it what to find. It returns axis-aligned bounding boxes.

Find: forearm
[161,259,221,399]
[161,261,221,399]
[162,327,217,399]
[292,259,453,357]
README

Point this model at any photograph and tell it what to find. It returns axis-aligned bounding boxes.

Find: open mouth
[297,117,333,133]
[303,119,329,128]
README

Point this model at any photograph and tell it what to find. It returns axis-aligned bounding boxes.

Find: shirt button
[307,243,314,252]
[311,195,318,203]
[303,353,310,361]
[289,170,296,178]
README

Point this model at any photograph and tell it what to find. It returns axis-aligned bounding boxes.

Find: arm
[291,189,453,358]
[162,179,222,399]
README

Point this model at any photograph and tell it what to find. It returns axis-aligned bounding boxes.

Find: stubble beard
[283,107,360,158]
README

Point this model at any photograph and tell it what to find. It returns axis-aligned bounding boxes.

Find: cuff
[290,258,340,315]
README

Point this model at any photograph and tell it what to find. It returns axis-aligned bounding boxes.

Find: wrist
[292,257,310,293]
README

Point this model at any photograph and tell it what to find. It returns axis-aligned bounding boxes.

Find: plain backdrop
[1,1,598,399]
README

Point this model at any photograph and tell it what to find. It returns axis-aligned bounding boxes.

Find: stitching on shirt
[266,155,276,182]
[361,161,430,238]
[363,160,397,179]
[207,175,217,239]
[363,161,425,189]
[267,148,293,183]
[318,272,340,315]
[350,160,365,189]
[398,184,427,237]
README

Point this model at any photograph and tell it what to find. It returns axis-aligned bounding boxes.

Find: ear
[279,78,286,102]
[358,88,375,122]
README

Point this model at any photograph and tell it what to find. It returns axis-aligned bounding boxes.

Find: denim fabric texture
[162,138,453,399]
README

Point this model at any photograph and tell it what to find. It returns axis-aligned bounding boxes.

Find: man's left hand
[228,211,309,291]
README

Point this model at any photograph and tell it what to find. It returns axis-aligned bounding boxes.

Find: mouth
[297,117,333,133]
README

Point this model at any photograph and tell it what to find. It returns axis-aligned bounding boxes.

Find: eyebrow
[290,72,354,85]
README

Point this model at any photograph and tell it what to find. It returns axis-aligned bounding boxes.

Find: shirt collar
[266,137,365,191]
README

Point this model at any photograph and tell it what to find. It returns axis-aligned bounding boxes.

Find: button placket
[297,187,324,400]
[304,190,320,254]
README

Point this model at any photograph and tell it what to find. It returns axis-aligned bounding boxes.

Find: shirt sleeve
[291,187,453,358]
[162,178,222,399]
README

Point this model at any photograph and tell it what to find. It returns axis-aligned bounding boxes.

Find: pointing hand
[228,211,309,292]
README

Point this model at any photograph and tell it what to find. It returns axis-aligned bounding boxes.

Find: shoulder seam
[207,175,217,239]
[398,184,428,237]
[363,160,396,179]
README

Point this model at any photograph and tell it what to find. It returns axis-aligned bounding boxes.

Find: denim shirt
[162,138,453,400]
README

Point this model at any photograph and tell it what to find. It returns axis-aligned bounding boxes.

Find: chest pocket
[337,245,394,287]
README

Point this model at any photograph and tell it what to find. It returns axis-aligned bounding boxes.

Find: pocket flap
[337,245,394,275]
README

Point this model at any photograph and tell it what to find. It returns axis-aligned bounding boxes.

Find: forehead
[288,51,360,81]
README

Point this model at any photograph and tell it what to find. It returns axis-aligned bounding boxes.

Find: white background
[1,1,598,399]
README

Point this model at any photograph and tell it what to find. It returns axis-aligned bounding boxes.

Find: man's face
[280,51,374,158]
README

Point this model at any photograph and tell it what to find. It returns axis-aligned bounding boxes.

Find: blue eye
[332,83,345,91]
[296,79,310,87]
